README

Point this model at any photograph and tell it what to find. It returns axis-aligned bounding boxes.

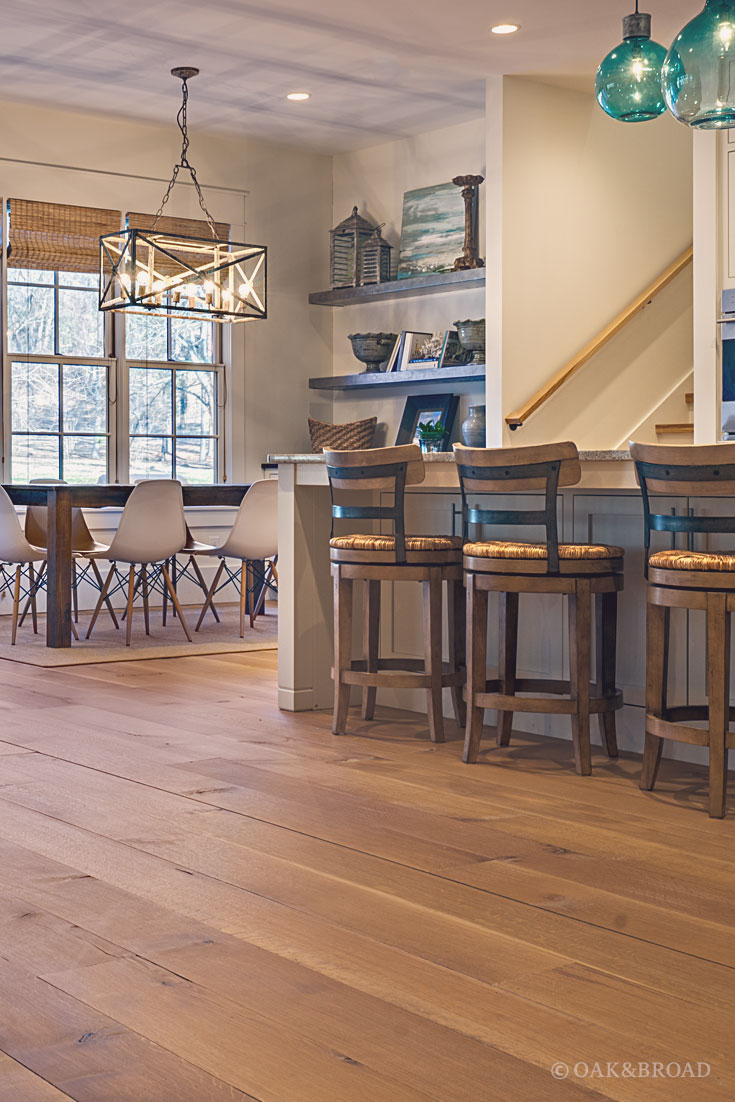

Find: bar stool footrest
[475,678,623,716]
[646,706,735,748]
[334,658,465,691]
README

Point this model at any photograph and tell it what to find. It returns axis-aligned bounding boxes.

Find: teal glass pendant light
[596,4,667,122]
[664,1,735,128]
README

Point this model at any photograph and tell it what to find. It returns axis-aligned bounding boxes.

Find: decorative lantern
[330,206,377,288]
[359,226,392,285]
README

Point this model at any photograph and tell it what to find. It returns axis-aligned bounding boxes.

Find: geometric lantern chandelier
[100,67,266,323]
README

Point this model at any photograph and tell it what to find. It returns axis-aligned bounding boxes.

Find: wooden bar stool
[631,441,735,818]
[456,442,624,775]
[325,444,465,741]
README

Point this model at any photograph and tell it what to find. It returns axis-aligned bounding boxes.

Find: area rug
[0,604,278,667]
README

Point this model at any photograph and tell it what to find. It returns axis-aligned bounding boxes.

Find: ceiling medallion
[100,68,267,323]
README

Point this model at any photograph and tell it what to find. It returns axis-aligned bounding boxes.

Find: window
[126,305,220,484]
[8,268,110,483]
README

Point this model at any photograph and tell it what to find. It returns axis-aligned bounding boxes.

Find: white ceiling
[0,0,697,152]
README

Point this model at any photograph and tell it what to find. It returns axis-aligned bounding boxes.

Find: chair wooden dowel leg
[641,601,669,792]
[86,565,115,639]
[423,569,445,743]
[361,579,380,721]
[90,558,119,629]
[10,565,21,646]
[28,562,38,634]
[161,563,192,642]
[141,565,150,636]
[72,560,79,624]
[240,561,248,638]
[195,561,224,632]
[463,574,488,763]
[707,592,730,819]
[496,590,519,747]
[125,564,135,647]
[189,555,220,623]
[162,558,169,626]
[569,578,592,776]
[332,566,353,736]
[595,590,619,758]
[447,577,466,729]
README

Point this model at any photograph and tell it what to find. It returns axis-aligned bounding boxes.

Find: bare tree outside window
[127,303,218,484]
[8,269,109,483]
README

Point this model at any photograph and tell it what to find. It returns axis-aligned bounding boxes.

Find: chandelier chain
[152,74,219,239]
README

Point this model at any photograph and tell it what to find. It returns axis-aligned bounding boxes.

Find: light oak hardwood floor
[0,649,732,1101]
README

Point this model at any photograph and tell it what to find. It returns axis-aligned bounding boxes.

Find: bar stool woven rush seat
[325,444,465,741]
[631,441,735,818]
[455,442,625,775]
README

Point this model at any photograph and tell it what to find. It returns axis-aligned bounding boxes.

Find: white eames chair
[193,479,278,637]
[85,480,191,645]
[0,486,50,644]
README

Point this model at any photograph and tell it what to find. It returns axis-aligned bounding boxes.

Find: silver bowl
[348,332,398,373]
[454,319,485,365]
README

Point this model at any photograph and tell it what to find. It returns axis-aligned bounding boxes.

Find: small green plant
[417,419,445,437]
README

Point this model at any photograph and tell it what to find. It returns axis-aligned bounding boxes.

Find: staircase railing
[505,245,693,430]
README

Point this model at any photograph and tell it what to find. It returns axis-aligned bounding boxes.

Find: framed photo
[439,329,472,367]
[395,393,459,449]
[396,181,469,279]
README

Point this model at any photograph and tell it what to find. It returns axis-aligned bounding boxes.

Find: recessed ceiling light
[491,23,520,35]
[286,91,311,101]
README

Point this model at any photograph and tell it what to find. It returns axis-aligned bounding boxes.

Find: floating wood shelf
[308,268,485,307]
[309,363,485,392]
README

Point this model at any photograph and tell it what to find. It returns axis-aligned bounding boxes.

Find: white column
[277,463,334,711]
[485,76,504,445]
[692,129,720,443]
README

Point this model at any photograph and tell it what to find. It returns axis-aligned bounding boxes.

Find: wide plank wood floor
[0,649,733,1100]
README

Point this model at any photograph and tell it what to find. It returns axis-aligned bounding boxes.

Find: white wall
[499,77,693,447]
[329,118,486,443]
[0,98,333,480]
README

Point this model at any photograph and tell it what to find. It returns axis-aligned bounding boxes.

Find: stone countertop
[268,449,632,463]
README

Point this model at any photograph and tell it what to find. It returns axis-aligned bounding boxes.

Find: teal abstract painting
[396,181,466,279]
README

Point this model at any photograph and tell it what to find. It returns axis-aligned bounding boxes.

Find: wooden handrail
[505,245,693,430]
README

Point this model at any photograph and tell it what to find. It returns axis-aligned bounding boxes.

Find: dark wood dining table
[4,483,252,648]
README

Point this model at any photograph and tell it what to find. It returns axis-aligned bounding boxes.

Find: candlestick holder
[451,175,485,271]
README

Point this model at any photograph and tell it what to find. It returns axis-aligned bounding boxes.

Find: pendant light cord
[152,74,218,239]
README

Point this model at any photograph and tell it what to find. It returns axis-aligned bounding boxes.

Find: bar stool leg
[422,569,445,743]
[361,579,380,720]
[641,600,668,792]
[496,591,519,747]
[569,578,592,776]
[332,566,354,735]
[463,573,488,763]
[707,592,730,819]
[595,591,619,758]
[447,577,467,729]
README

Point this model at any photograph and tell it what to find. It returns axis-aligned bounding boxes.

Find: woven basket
[308,416,377,453]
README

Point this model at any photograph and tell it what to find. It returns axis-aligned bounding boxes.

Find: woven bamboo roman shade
[126,211,231,278]
[9,199,122,273]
